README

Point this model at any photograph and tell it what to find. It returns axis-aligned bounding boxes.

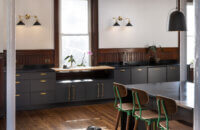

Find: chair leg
[115,110,121,130]
[126,115,131,130]
[134,118,138,130]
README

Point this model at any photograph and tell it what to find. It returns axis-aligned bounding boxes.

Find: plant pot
[63,65,67,69]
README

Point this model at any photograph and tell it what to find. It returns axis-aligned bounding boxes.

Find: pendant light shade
[113,21,120,26]
[168,10,186,31]
[33,20,41,26]
[17,20,25,25]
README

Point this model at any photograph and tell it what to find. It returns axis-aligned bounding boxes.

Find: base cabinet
[148,67,167,83]
[31,91,55,105]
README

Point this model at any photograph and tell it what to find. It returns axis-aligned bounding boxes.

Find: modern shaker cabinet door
[114,68,131,84]
[55,83,70,103]
[148,67,167,83]
[131,67,147,84]
[71,83,86,101]
[167,65,180,81]
[101,80,114,99]
[16,93,30,107]
[86,82,99,100]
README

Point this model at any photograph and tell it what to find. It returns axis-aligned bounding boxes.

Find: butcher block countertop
[51,66,115,72]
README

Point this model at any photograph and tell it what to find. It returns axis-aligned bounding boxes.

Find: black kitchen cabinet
[86,82,99,100]
[16,93,30,107]
[100,80,114,99]
[31,91,55,105]
[30,79,55,92]
[71,83,86,101]
[114,68,131,84]
[131,67,147,84]
[55,82,70,103]
[16,80,30,93]
[167,65,180,82]
[148,67,167,83]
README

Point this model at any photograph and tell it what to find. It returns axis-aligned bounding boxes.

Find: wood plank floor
[0,103,118,130]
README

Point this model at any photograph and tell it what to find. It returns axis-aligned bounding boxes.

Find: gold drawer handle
[40,92,47,95]
[102,83,104,97]
[170,67,176,70]
[120,69,126,72]
[16,94,20,97]
[155,68,161,71]
[16,74,21,77]
[40,73,47,76]
[97,83,100,98]
[137,69,143,71]
[40,80,47,83]
[16,81,21,84]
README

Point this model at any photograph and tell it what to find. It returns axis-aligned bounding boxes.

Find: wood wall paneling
[54,0,59,67]
[3,50,55,65]
[97,48,179,63]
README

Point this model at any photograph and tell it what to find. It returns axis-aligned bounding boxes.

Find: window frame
[54,0,98,67]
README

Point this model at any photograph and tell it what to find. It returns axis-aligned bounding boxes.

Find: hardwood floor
[0,103,118,130]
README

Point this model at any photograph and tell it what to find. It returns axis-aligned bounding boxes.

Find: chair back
[156,96,177,116]
[113,82,127,98]
[132,88,149,106]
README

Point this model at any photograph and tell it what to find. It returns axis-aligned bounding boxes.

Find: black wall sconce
[17,14,41,26]
[113,16,133,27]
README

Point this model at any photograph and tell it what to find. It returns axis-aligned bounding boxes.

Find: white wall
[99,0,179,48]
[0,0,6,53]
[2,0,54,50]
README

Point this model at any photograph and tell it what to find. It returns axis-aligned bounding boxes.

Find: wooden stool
[132,88,159,130]
[113,82,133,130]
[156,96,193,130]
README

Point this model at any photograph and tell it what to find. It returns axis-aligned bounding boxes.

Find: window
[187,3,195,64]
[60,0,90,67]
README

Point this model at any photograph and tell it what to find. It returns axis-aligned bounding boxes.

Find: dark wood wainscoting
[0,53,5,117]
[97,48,179,63]
[3,50,55,65]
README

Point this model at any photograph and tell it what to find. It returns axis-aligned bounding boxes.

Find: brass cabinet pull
[155,68,161,71]
[97,83,100,98]
[16,94,20,97]
[170,67,176,70]
[68,87,71,101]
[16,74,21,77]
[40,73,47,76]
[16,81,21,84]
[40,80,47,83]
[40,92,47,95]
[137,69,143,71]
[102,83,104,97]
[120,69,126,72]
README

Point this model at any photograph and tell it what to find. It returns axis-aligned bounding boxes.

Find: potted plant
[64,55,76,68]
[146,45,163,64]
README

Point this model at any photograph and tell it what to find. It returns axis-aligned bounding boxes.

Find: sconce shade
[113,22,120,26]
[17,20,25,25]
[168,10,186,31]
[33,21,41,26]
[126,22,132,26]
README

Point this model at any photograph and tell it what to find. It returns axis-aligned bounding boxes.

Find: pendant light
[168,0,186,31]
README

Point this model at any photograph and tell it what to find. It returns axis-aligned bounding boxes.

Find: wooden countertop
[125,82,194,109]
[51,66,115,72]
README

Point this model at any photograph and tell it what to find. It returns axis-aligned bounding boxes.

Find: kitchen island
[120,81,194,130]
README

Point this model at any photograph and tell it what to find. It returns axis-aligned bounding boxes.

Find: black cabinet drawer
[30,72,56,79]
[131,67,147,84]
[167,65,180,81]
[148,67,167,83]
[16,73,31,80]
[114,68,131,84]
[31,79,55,92]
[16,93,30,107]
[31,91,55,105]
[16,80,30,93]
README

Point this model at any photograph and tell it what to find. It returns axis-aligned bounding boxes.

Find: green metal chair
[132,88,159,130]
[113,82,133,130]
[156,96,193,130]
